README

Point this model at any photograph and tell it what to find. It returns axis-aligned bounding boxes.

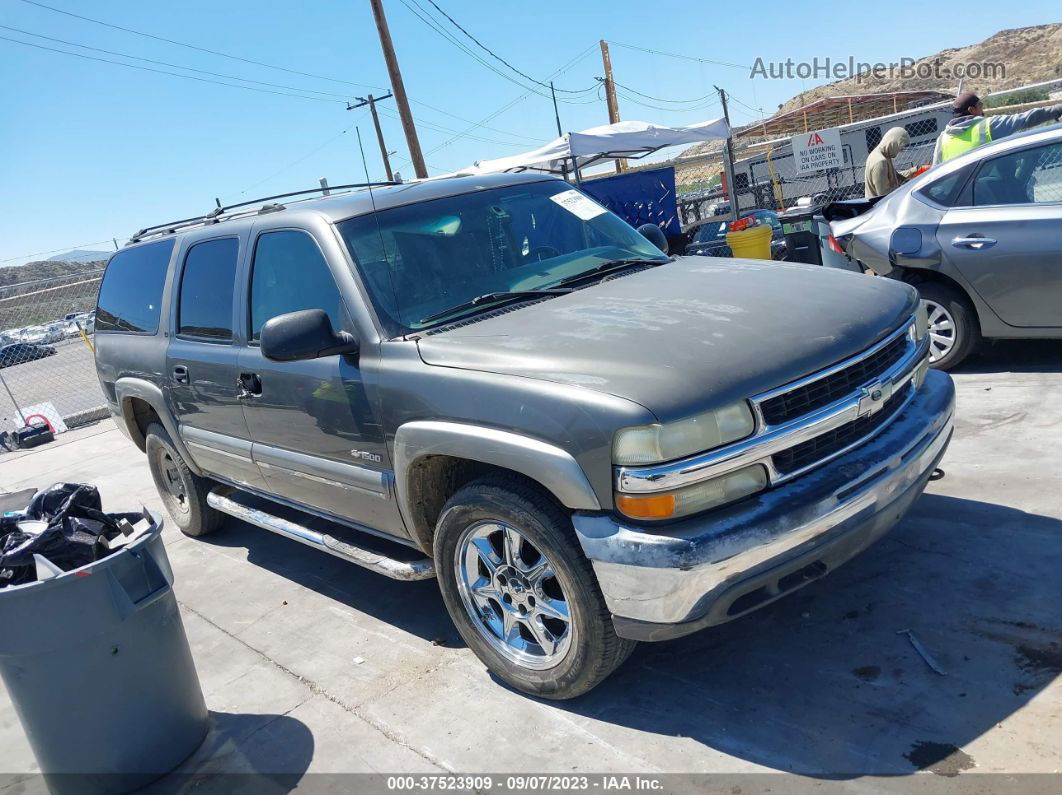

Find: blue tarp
[580,167,680,235]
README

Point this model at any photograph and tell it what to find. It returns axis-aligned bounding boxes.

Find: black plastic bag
[1,484,123,588]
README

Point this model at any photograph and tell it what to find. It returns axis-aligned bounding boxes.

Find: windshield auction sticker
[550,189,607,221]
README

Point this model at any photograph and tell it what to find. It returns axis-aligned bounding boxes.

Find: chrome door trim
[252,442,392,498]
[181,425,255,460]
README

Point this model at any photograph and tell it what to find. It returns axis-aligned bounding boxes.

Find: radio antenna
[356,127,403,327]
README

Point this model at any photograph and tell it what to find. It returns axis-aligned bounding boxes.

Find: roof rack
[129,182,399,243]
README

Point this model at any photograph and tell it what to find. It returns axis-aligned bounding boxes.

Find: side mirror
[260,309,358,362]
[637,223,669,254]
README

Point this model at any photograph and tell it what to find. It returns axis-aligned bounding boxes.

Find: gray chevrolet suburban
[95,173,954,698]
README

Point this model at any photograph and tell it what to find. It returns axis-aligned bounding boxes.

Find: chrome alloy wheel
[923,299,957,363]
[455,521,574,670]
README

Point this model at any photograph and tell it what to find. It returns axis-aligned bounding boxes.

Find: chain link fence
[0,269,106,450]
[671,113,945,227]
[669,82,1062,228]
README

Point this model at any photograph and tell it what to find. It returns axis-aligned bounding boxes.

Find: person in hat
[932,92,1062,165]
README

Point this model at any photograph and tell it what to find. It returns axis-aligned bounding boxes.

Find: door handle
[236,373,262,400]
[172,365,189,384]
[952,236,996,250]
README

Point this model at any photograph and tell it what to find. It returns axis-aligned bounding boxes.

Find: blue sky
[1,0,1057,265]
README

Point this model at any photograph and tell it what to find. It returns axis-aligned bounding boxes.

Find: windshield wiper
[552,257,670,288]
[420,289,570,325]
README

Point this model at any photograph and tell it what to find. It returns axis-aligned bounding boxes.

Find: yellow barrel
[725,223,773,260]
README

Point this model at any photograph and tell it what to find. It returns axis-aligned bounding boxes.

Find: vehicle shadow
[955,339,1062,374]
[195,518,462,648]
[555,493,1062,777]
[144,710,314,794]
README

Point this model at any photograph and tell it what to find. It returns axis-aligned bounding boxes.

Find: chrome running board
[206,489,435,581]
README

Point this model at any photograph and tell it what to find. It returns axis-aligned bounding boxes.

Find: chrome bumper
[573,369,955,641]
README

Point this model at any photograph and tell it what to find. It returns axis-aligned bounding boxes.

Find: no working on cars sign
[791,127,843,174]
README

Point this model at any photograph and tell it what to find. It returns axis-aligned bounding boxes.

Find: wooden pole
[366,95,395,181]
[599,40,626,173]
[715,86,739,223]
[368,0,427,179]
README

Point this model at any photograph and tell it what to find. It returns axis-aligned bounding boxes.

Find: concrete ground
[1,340,1060,789]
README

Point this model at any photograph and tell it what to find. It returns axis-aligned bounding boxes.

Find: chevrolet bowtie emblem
[857,381,893,417]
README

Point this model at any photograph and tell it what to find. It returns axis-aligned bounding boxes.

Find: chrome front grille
[772,382,913,475]
[759,333,909,426]
[615,319,927,496]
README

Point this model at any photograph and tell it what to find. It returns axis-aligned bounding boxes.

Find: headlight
[613,402,755,466]
[913,302,928,342]
[615,465,767,520]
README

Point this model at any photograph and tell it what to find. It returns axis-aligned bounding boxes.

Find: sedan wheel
[923,299,956,364]
[455,520,573,670]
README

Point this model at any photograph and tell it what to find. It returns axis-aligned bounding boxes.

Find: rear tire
[434,474,636,699]
[144,422,223,537]
[917,282,979,371]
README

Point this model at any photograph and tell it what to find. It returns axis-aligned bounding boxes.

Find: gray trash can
[0,511,208,795]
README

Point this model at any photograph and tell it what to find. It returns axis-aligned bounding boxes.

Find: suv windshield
[336,180,668,335]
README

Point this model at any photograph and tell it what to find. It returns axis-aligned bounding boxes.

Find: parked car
[0,342,57,368]
[830,122,1062,370]
[96,173,953,698]
[43,323,65,344]
[685,209,787,259]
[20,326,46,344]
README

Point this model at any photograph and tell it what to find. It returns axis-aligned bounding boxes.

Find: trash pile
[0,483,154,588]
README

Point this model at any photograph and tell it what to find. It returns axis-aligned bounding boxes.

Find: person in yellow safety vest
[932,92,1062,165]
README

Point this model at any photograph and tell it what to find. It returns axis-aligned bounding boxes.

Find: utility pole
[550,81,573,184]
[598,39,625,173]
[715,85,739,223]
[348,92,395,181]
[368,0,427,179]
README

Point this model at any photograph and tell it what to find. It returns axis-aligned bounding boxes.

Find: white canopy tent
[458,119,731,179]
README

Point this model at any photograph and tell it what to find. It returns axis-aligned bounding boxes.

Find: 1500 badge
[350,449,382,463]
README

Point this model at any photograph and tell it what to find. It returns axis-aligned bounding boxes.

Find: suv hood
[416,257,916,421]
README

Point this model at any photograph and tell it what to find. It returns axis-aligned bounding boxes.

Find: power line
[0,240,116,265]
[420,44,600,158]
[236,113,368,196]
[606,40,748,70]
[727,92,764,115]
[0,35,341,103]
[615,91,719,114]
[417,0,593,93]
[15,0,387,91]
[396,0,588,102]
[14,0,543,144]
[609,79,717,105]
[0,24,357,100]
[377,107,536,148]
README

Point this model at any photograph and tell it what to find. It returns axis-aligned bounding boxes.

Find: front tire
[144,422,223,537]
[434,474,636,699]
[917,282,979,371]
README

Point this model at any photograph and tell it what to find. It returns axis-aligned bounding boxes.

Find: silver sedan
[830,122,1062,369]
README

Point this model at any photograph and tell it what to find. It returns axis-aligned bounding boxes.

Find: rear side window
[96,239,174,334]
[972,142,1062,206]
[178,238,238,340]
[249,230,344,342]
[918,168,969,207]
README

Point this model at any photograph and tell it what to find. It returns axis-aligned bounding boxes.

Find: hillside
[777,24,1062,114]
[0,258,105,289]
[46,249,112,264]
[0,259,105,329]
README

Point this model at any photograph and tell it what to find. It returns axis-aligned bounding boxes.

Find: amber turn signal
[614,493,676,520]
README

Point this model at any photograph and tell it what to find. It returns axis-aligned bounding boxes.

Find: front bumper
[573,369,955,642]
